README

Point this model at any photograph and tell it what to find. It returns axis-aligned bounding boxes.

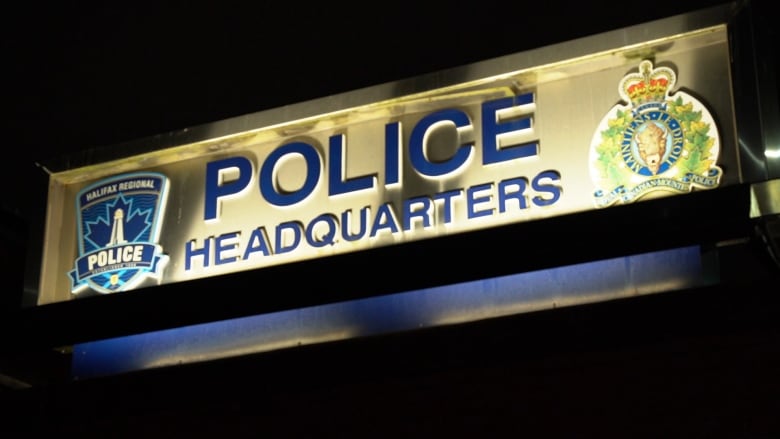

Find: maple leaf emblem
[84,194,152,250]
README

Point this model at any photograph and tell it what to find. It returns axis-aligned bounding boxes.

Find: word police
[186,94,563,270]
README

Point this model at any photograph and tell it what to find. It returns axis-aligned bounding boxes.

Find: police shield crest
[589,60,723,207]
[69,172,169,295]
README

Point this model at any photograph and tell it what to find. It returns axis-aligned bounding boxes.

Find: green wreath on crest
[594,96,716,191]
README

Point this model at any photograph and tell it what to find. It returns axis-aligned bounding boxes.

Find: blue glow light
[72,245,711,379]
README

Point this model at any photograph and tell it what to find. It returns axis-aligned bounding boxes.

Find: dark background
[4,1,780,437]
[4,0,734,219]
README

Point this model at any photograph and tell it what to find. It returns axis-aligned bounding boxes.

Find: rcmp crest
[69,172,169,294]
[589,60,722,207]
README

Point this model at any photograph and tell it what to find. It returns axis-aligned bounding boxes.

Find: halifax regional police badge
[69,172,169,295]
[589,60,722,207]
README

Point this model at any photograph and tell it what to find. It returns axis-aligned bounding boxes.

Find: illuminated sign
[36,19,739,305]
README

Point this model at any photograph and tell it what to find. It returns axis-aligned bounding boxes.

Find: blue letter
[204,157,252,221]
[482,94,538,165]
[215,232,240,265]
[185,238,211,270]
[498,177,529,212]
[306,214,338,248]
[243,227,272,259]
[341,207,369,242]
[532,170,562,206]
[275,221,302,254]
[261,142,320,206]
[403,196,433,230]
[328,134,375,196]
[433,190,462,224]
[467,183,494,219]
[370,203,400,237]
[385,122,402,185]
[409,109,473,177]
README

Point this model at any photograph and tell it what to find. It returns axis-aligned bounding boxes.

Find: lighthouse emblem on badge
[69,172,169,294]
[589,60,722,207]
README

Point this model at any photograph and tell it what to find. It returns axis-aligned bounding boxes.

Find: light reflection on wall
[72,245,712,379]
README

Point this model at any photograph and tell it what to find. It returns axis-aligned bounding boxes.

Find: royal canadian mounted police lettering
[69,172,169,294]
[589,60,722,207]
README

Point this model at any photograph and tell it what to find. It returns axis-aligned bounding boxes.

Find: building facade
[2,1,779,436]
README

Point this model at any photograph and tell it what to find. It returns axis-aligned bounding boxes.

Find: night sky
[4,1,734,220]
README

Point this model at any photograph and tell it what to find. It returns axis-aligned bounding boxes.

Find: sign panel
[37,18,739,304]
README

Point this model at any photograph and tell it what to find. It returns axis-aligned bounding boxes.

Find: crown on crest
[618,60,676,106]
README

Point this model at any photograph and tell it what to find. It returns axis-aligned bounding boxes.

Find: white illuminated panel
[38,7,737,304]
